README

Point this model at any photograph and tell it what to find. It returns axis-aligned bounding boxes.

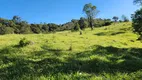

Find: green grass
[0,22,142,80]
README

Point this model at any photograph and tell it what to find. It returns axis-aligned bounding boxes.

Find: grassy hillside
[0,22,142,80]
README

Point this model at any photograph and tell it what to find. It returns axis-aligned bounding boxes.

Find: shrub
[94,19,112,27]
[69,44,73,51]
[30,24,41,34]
[73,23,80,31]
[0,26,14,34]
[19,38,31,47]
[0,26,6,35]
[5,27,14,34]
[104,21,112,26]
[119,20,122,22]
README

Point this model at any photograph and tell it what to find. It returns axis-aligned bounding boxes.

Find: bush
[0,26,6,35]
[0,26,14,34]
[30,24,41,34]
[72,23,80,31]
[94,19,112,27]
[104,21,112,26]
[119,20,122,22]
[19,38,31,47]
[5,27,14,34]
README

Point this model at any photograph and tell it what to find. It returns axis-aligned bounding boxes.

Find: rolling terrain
[0,22,142,80]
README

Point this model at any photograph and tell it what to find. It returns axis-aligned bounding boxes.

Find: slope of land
[0,22,142,80]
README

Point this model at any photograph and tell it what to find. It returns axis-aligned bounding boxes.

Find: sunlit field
[1,22,142,80]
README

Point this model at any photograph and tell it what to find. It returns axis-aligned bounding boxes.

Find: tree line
[0,16,113,34]
[0,3,129,35]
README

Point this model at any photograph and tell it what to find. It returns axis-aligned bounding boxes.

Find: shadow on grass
[95,31,125,36]
[0,45,142,79]
[75,45,142,73]
[111,32,125,35]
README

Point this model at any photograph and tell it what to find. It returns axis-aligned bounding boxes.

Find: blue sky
[0,0,139,24]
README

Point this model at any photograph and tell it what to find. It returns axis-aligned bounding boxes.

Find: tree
[132,0,142,40]
[83,3,99,30]
[71,19,78,23]
[104,19,112,26]
[79,17,88,30]
[0,26,14,34]
[62,22,75,30]
[13,25,21,34]
[8,20,16,27]
[4,27,14,34]
[12,16,21,23]
[73,23,80,31]
[19,21,31,34]
[122,15,129,22]
[133,0,142,5]
[30,24,41,34]
[112,16,119,22]
[0,25,6,34]
[42,23,49,33]
[48,23,58,32]
[132,8,142,39]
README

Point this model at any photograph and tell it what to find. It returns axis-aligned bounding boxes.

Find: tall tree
[12,16,21,23]
[83,3,99,30]
[112,16,119,22]
[122,15,129,22]
[132,0,142,40]
[132,8,142,40]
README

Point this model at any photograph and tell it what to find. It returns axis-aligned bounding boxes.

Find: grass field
[0,22,142,80]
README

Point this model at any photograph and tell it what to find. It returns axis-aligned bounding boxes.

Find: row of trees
[0,15,113,35]
[0,16,60,34]
[112,15,129,22]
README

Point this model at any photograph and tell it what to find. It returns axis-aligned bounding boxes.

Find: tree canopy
[83,3,99,30]
[112,16,119,22]
[122,15,129,22]
[134,0,142,5]
[0,15,112,35]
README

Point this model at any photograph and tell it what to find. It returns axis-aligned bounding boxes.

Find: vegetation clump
[69,45,73,51]
[19,38,31,47]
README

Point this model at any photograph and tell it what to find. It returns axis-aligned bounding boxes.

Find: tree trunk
[88,17,94,30]
[90,21,93,30]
